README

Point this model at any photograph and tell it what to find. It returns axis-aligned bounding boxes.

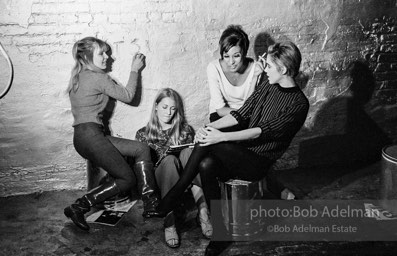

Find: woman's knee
[133,141,151,162]
[179,147,192,159]
[161,155,179,165]
[179,148,193,165]
[156,155,180,178]
[155,156,180,191]
[198,156,219,176]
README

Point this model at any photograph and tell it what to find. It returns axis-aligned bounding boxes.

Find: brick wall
[0,0,396,196]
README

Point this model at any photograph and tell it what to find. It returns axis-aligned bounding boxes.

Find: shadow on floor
[1,161,397,255]
[267,161,382,200]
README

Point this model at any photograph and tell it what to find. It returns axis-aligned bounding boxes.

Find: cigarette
[258,52,266,60]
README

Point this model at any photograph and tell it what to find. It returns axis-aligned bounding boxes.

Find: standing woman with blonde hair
[136,88,212,248]
[64,37,161,231]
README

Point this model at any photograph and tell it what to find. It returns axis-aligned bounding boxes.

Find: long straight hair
[66,37,108,93]
[145,88,192,145]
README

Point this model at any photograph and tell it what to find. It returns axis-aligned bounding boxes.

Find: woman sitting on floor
[135,88,213,248]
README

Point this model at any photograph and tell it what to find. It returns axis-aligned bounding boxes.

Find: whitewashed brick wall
[0,0,396,196]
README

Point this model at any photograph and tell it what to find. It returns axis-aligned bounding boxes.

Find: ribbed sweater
[69,69,138,127]
[230,81,309,161]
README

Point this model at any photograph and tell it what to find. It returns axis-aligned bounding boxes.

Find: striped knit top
[230,80,309,161]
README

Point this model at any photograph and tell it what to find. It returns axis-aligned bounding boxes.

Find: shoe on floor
[164,225,180,248]
[196,209,213,239]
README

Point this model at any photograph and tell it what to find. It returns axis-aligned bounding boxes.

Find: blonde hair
[145,88,193,145]
[67,37,109,93]
[267,41,301,78]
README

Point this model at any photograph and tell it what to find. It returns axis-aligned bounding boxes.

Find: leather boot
[64,180,120,231]
[133,161,161,218]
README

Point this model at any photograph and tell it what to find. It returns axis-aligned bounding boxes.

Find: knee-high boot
[133,161,161,218]
[64,180,120,231]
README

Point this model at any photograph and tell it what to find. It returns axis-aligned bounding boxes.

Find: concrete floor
[1,161,397,256]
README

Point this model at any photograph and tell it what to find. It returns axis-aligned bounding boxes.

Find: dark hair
[267,41,301,78]
[219,25,249,58]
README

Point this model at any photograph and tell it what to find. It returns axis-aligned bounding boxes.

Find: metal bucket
[220,179,265,241]
[86,160,131,209]
[380,145,397,214]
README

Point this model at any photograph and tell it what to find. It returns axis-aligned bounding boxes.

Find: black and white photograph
[0,0,397,255]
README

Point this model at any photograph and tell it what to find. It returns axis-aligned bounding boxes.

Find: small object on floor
[143,209,167,218]
[281,188,295,200]
[103,193,132,210]
[86,200,136,226]
[164,225,180,248]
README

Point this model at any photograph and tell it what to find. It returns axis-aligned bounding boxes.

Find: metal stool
[380,145,397,214]
[219,178,266,241]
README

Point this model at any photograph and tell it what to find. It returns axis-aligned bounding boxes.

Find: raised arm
[100,53,145,103]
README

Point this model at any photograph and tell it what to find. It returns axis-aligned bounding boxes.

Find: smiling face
[264,56,284,85]
[222,46,244,73]
[92,45,108,70]
[156,97,177,127]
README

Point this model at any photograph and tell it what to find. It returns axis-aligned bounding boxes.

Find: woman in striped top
[151,41,309,256]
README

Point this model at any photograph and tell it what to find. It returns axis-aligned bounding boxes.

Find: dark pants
[198,143,274,239]
[73,122,151,192]
[159,142,274,237]
[198,143,272,204]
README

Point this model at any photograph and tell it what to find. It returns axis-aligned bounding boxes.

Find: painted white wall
[0,0,395,196]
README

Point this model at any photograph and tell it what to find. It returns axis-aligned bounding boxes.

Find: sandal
[164,225,180,248]
[197,208,213,239]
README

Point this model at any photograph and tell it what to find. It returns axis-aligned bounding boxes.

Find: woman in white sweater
[207,24,263,128]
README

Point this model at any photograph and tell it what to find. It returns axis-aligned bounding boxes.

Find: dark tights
[158,142,274,236]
